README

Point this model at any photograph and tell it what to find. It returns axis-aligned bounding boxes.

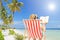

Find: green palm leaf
[8,0,23,13]
[12,0,17,3]
[4,0,8,2]
[17,2,24,7]
[8,14,13,23]
[0,0,23,25]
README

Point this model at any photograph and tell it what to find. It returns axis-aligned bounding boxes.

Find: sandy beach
[1,29,34,40]
[2,29,44,40]
[2,29,23,40]
[1,29,60,40]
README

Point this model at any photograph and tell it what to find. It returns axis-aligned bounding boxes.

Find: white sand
[1,29,33,40]
[4,35,15,40]
[2,29,42,40]
[2,29,24,40]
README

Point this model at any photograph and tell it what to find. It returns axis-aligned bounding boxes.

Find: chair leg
[39,38,42,40]
[43,35,46,40]
[28,37,31,40]
[33,38,36,40]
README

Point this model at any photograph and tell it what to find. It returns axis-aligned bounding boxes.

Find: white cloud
[13,21,23,25]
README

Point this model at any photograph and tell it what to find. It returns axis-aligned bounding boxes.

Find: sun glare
[48,3,56,11]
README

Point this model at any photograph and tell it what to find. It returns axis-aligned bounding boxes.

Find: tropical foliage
[0,5,13,25]
[0,0,23,27]
[8,0,23,15]
[0,30,4,40]
[9,29,15,35]
[15,34,24,40]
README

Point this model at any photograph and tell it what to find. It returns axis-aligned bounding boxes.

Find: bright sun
[48,3,56,11]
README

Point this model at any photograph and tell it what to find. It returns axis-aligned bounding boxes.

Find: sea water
[17,28,60,40]
[46,30,60,40]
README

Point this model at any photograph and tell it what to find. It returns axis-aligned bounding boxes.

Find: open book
[40,16,49,23]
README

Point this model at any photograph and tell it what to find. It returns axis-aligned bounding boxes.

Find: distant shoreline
[46,28,60,30]
[15,28,60,30]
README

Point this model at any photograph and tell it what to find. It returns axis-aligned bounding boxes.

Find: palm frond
[8,14,13,24]
[12,0,17,3]
[4,0,8,2]
[17,2,23,7]
[15,6,20,11]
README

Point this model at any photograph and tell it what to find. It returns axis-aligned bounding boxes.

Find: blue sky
[0,0,60,28]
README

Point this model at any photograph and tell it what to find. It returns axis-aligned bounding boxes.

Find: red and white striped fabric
[24,19,42,39]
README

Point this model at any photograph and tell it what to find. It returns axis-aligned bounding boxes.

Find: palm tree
[1,5,12,25]
[0,0,23,28]
[8,0,23,16]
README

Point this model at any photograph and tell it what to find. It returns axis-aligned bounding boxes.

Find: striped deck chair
[24,19,42,40]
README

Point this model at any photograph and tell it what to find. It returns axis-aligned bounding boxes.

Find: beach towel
[24,19,42,39]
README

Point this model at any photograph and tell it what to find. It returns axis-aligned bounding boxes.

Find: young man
[29,14,48,40]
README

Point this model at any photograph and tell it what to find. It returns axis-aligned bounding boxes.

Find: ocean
[46,30,60,40]
[17,28,60,40]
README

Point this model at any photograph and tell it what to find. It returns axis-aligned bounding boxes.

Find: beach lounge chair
[24,19,42,40]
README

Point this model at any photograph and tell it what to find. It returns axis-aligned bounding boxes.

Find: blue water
[46,28,60,30]
[16,28,60,30]
[16,28,60,40]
